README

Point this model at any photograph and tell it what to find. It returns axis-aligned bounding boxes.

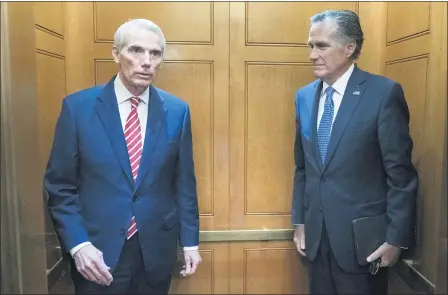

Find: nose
[309,47,319,62]
[141,51,152,68]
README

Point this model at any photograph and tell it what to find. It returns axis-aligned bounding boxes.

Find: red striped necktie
[125,97,142,239]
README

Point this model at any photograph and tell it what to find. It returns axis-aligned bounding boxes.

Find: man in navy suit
[291,10,418,294]
[45,18,201,294]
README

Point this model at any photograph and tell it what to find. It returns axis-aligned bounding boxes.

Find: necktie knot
[325,86,335,99]
[130,97,141,109]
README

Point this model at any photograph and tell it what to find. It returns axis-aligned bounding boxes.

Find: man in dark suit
[45,18,202,294]
[291,10,418,294]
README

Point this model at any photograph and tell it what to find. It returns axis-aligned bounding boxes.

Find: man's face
[307,20,355,84]
[112,28,163,95]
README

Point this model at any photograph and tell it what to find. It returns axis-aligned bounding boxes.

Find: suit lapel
[323,67,368,170]
[311,80,324,171]
[134,87,165,191]
[95,77,134,184]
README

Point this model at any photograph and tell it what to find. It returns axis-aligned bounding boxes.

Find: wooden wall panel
[94,2,213,44]
[36,53,66,173]
[246,2,356,46]
[155,61,215,217]
[385,2,447,285]
[34,1,64,36]
[387,2,430,43]
[244,63,314,217]
[169,243,229,294]
[33,1,68,291]
[229,241,308,294]
[385,57,428,167]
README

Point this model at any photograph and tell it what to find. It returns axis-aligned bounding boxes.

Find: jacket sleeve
[44,99,89,252]
[292,91,306,225]
[176,104,200,247]
[378,82,418,248]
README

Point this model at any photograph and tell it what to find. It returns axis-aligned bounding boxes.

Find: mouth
[136,73,153,78]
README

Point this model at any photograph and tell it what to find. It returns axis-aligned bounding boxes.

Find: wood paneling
[34,1,64,36]
[385,2,447,285]
[1,2,47,293]
[94,2,213,44]
[169,243,229,294]
[33,2,67,290]
[387,2,430,44]
[156,61,215,217]
[35,28,64,57]
[36,53,66,172]
[385,57,428,167]
[245,63,307,216]
[357,2,387,75]
[229,241,308,294]
[246,2,357,46]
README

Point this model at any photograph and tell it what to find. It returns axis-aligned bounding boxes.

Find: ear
[112,46,120,64]
[346,40,356,58]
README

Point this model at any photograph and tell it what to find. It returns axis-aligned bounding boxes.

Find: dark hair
[310,10,364,60]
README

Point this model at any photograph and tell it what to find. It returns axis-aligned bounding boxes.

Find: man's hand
[180,250,202,276]
[73,244,113,286]
[367,242,401,267]
[293,224,306,257]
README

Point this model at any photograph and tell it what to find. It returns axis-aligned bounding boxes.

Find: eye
[129,46,144,53]
[150,50,162,58]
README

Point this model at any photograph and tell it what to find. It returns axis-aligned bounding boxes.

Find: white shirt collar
[114,73,150,104]
[322,63,355,96]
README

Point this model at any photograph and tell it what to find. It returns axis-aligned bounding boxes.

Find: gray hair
[114,19,166,53]
[310,10,364,60]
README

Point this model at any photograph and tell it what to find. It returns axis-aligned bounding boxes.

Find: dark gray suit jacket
[292,65,418,273]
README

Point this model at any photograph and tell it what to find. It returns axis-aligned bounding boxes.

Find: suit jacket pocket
[164,208,179,229]
[355,198,387,218]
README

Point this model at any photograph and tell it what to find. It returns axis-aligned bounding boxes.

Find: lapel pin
[353,91,360,95]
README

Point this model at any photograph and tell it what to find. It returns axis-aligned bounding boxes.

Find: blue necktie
[317,87,335,163]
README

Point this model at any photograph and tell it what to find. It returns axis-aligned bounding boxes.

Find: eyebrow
[128,45,143,50]
[308,41,330,47]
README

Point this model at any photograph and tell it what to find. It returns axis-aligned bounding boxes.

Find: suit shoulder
[295,79,319,101]
[365,71,400,90]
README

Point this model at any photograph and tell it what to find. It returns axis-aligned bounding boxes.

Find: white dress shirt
[317,63,355,131]
[69,74,198,257]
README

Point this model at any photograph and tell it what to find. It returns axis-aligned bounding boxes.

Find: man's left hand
[367,242,401,267]
[180,250,202,276]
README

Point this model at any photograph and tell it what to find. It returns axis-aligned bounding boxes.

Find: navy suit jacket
[44,76,199,283]
[292,66,418,272]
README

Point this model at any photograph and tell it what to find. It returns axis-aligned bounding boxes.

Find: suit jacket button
[318,208,323,212]
[120,228,125,235]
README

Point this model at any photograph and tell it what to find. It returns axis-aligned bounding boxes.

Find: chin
[314,68,329,78]
[134,79,152,88]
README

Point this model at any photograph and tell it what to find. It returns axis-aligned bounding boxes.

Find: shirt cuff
[183,246,199,251]
[69,242,92,257]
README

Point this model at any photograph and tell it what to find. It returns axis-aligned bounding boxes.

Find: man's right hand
[293,224,306,257]
[73,244,113,286]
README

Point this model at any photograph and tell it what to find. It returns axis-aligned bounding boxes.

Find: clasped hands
[293,224,401,267]
[73,244,202,286]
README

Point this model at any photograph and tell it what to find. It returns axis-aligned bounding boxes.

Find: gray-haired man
[292,10,417,294]
[45,19,202,294]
